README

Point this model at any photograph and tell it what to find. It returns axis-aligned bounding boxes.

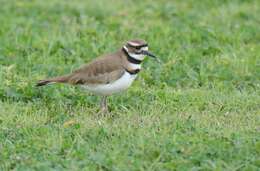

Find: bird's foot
[98,107,110,117]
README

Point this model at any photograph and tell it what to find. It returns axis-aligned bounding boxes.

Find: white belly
[82,72,137,95]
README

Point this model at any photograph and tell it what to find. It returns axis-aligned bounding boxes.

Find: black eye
[136,46,141,50]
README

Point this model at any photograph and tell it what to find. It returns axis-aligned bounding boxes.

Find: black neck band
[122,48,142,64]
[125,68,140,75]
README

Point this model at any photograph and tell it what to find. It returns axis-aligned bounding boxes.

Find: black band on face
[125,68,140,75]
[122,47,142,64]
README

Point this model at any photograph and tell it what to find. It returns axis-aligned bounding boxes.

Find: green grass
[0,0,260,170]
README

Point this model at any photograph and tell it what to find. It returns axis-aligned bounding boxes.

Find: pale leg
[100,96,108,113]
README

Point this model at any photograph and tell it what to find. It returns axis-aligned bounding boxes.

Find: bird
[36,39,159,113]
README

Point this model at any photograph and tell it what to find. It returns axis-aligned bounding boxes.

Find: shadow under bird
[36,39,159,113]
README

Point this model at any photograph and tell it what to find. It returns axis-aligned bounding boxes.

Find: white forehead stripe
[141,47,148,51]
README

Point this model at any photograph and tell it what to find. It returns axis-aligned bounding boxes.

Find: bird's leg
[100,96,108,113]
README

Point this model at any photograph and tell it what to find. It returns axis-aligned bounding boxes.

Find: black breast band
[125,68,141,75]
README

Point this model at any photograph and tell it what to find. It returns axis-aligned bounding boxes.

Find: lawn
[0,0,260,170]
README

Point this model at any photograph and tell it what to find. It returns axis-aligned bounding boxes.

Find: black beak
[142,50,161,63]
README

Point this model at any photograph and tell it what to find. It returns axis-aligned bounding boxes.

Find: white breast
[128,63,141,70]
[82,72,137,95]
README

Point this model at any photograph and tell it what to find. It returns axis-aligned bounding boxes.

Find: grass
[0,0,260,170]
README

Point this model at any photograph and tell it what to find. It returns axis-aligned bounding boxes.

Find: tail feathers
[36,75,70,87]
[36,80,53,86]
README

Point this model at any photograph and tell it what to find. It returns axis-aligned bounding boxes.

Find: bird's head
[123,39,159,62]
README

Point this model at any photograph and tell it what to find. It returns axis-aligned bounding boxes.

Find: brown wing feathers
[36,51,125,87]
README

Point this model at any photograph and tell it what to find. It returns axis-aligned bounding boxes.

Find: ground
[0,0,259,170]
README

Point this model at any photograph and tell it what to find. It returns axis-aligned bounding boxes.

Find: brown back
[67,50,127,85]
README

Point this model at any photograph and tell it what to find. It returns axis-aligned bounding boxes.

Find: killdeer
[36,39,159,113]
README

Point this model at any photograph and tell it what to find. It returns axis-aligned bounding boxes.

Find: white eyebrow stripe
[123,45,129,52]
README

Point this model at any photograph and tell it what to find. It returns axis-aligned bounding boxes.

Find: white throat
[128,62,141,70]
